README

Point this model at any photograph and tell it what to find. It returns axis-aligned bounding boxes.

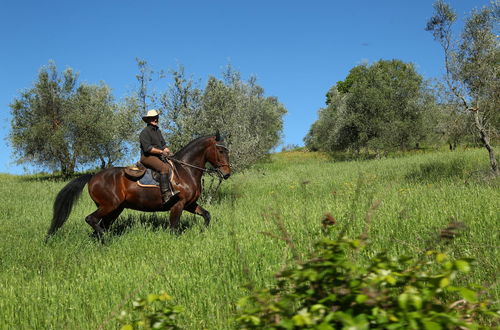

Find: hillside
[0,149,498,329]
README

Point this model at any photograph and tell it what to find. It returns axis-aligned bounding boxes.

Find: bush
[235,235,498,329]
[118,291,184,330]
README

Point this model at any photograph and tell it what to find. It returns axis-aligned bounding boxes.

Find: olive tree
[157,65,287,171]
[305,60,435,154]
[426,0,499,175]
[9,61,140,176]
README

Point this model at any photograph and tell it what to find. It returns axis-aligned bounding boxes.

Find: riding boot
[159,173,179,204]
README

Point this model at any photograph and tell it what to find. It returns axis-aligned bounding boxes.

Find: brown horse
[47,133,231,238]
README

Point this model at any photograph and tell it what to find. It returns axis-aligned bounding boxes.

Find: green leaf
[398,293,409,310]
[454,260,470,273]
[436,253,447,263]
[459,288,477,302]
[279,318,294,329]
[411,295,423,310]
[386,275,397,285]
[439,277,450,288]
[422,320,442,330]
[317,323,335,330]
[292,309,312,326]
[356,294,368,304]
[120,325,134,330]
[249,315,261,326]
[172,305,185,313]
[350,239,361,248]
[310,304,326,312]
[443,261,453,270]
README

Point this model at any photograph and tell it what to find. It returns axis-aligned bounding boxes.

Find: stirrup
[162,190,180,204]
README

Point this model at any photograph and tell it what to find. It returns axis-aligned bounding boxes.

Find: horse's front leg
[168,201,185,231]
[185,203,211,227]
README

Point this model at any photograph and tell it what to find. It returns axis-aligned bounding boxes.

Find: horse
[47,133,231,239]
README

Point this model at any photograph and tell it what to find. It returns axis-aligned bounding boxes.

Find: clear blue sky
[0,0,487,174]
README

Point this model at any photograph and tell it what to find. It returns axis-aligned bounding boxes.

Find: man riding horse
[139,109,179,204]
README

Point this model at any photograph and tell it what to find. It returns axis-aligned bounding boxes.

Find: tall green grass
[0,149,498,329]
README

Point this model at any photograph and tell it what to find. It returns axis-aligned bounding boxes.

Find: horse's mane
[173,135,214,160]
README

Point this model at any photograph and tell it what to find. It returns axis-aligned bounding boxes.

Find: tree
[305,60,435,154]
[426,0,499,175]
[304,88,348,152]
[198,66,287,170]
[9,62,139,176]
[71,84,141,168]
[135,57,155,113]
[158,65,203,151]
[156,64,287,171]
[10,62,80,176]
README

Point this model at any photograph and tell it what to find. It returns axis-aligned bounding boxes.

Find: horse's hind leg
[85,206,119,239]
[101,207,124,232]
[185,203,211,227]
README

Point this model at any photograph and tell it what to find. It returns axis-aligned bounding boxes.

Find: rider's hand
[162,148,171,156]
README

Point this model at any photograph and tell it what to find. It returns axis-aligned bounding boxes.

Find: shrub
[118,291,184,330]
[235,235,498,329]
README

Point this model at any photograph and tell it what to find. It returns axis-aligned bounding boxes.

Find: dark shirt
[139,124,166,156]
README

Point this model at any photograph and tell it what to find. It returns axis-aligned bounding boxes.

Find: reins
[161,140,231,202]
[165,156,213,173]
[164,155,226,204]
[163,156,230,179]
[164,142,231,177]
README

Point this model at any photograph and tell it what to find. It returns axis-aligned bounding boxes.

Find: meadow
[0,148,498,329]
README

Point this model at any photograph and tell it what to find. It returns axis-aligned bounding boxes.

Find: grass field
[0,148,498,329]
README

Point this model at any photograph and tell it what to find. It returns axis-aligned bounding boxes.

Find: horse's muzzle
[223,173,231,180]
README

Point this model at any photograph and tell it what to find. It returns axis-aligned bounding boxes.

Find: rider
[139,109,179,204]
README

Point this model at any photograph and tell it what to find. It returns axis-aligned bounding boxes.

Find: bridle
[213,143,231,174]
[164,143,231,179]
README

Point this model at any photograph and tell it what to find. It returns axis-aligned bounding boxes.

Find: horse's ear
[215,130,221,141]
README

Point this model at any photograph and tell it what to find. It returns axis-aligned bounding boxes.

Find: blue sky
[0,0,488,174]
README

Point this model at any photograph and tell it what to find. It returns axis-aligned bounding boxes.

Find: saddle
[124,162,148,179]
[124,160,175,187]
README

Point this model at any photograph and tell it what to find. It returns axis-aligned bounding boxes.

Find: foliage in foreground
[118,291,184,330]
[116,228,498,329]
[235,232,498,329]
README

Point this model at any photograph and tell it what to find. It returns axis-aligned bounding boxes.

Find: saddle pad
[137,169,159,187]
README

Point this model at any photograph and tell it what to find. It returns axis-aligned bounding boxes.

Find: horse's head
[207,132,231,180]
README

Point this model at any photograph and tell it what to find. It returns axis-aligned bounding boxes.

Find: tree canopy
[426,0,499,174]
[305,59,436,154]
[9,62,140,176]
[153,64,287,171]
[9,61,286,176]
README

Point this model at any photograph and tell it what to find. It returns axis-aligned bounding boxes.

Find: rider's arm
[140,128,170,156]
[149,147,165,155]
[139,130,163,156]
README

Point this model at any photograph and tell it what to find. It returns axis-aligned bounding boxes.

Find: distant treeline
[9,61,286,176]
[9,1,498,176]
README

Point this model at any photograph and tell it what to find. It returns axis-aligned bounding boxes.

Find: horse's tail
[47,174,93,238]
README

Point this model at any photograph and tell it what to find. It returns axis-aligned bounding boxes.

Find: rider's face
[149,117,159,126]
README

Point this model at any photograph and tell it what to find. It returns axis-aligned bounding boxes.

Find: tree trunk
[473,111,498,175]
[61,162,75,178]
